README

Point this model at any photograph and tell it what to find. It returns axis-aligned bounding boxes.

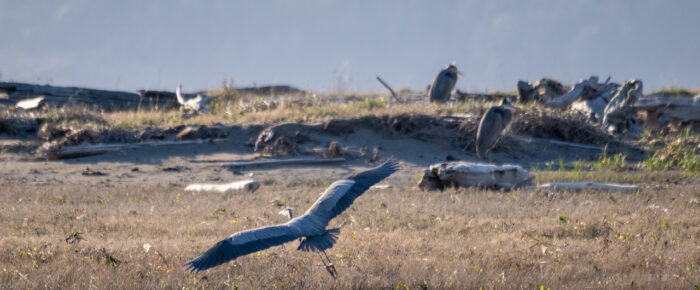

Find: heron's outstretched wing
[185,224,301,273]
[320,159,399,220]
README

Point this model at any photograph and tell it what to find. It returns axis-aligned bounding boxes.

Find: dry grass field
[1,87,699,289]
[1,168,699,289]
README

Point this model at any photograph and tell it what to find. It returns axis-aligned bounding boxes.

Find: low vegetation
[1,174,699,288]
[651,85,696,97]
[0,84,698,288]
[643,128,700,173]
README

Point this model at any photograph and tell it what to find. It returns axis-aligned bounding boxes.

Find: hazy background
[1,0,698,93]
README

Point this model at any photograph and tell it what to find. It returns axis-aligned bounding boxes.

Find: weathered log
[511,135,604,151]
[517,80,536,103]
[41,138,228,160]
[16,97,46,110]
[185,179,260,193]
[545,82,585,108]
[221,157,346,168]
[517,78,567,103]
[633,94,700,129]
[0,82,173,111]
[546,76,619,109]
[571,97,609,122]
[418,161,534,191]
[234,85,305,95]
[603,79,643,137]
[455,90,516,102]
[532,182,638,192]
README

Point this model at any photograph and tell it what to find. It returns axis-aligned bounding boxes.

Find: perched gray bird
[476,98,516,159]
[185,159,400,277]
[429,63,464,103]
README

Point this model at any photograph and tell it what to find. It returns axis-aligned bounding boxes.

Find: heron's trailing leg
[316,251,337,279]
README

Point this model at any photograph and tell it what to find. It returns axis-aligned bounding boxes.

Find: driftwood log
[41,138,228,160]
[185,179,260,193]
[222,157,346,168]
[16,96,46,110]
[545,76,618,111]
[633,94,700,129]
[532,182,638,192]
[517,78,567,103]
[0,82,176,111]
[602,79,643,137]
[455,90,516,102]
[418,161,534,191]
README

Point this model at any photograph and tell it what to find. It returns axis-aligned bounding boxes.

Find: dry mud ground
[0,126,699,289]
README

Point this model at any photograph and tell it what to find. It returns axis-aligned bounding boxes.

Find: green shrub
[646,142,699,173]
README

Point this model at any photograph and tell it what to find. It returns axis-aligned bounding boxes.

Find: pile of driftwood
[518,77,643,138]
[544,76,643,138]
[520,76,700,136]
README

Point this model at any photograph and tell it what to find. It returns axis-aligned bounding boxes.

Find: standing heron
[429,63,464,103]
[476,98,516,159]
[184,159,400,278]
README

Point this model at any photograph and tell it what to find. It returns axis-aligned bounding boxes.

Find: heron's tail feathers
[297,228,340,252]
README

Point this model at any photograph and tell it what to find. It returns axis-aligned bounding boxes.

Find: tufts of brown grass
[1,171,699,288]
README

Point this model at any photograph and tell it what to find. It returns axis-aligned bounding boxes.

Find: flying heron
[277,207,338,278]
[184,159,400,278]
[429,63,464,103]
[176,85,208,113]
[476,98,516,159]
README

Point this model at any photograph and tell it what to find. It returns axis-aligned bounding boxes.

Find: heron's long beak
[457,71,465,77]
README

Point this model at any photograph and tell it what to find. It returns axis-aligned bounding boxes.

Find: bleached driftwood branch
[532,182,638,192]
[16,96,46,110]
[185,179,260,193]
[545,76,618,108]
[511,135,603,151]
[376,76,402,103]
[603,79,643,137]
[222,157,346,168]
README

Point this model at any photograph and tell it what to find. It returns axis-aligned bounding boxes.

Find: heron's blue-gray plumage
[429,67,459,103]
[298,228,340,252]
[185,159,399,273]
[476,99,514,159]
[185,224,300,273]
[304,159,400,222]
